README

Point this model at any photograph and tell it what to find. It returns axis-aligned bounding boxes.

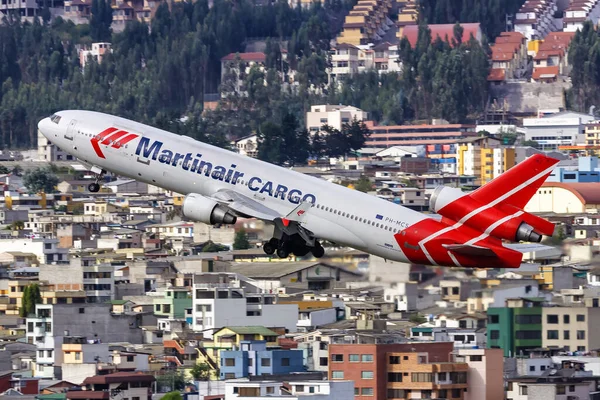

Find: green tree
[353,176,373,193]
[23,167,59,193]
[20,284,42,317]
[522,140,540,149]
[156,371,188,392]
[201,241,229,252]
[160,392,183,400]
[233,229,251,250]
[409,313,427,324]
[0,165,9,174]
[190,363,212,381]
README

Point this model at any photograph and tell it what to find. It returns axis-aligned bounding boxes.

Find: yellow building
[396,0,418,38]
[337,0,393,46]
[456,137,515,185]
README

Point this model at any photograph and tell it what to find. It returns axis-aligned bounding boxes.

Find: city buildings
[306,105,368,133]
[399,23,483,47]
[79,43,112,68]
[523,111,595,151]
[363,121,477,150]
[514,0,561,40]
[219,340,304,379]
[456,136,516,185]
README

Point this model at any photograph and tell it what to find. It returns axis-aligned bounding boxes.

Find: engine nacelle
[429,186,545,243]
[182,193,237,225]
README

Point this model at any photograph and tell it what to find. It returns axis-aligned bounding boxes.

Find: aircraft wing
[443,243,557,258]
[211,189,282,221]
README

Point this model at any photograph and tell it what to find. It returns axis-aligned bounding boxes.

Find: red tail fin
[470,154,559,209]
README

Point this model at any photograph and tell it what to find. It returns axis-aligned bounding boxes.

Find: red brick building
[328,342,454,400]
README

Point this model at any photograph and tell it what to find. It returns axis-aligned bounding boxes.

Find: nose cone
[38,117,53,139]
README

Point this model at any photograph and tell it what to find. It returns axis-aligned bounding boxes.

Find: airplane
[38,110,559,269]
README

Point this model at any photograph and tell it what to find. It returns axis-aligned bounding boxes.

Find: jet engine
[429,186,552,243]
[182,193,237,225]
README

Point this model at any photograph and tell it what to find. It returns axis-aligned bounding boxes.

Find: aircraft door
[65,119,77,141]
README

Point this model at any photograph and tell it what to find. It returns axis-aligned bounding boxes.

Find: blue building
[219,340,305,379]
[547,157,600,183]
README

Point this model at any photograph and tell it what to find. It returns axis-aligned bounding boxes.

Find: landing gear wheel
[88,182,100,193]
[292,245,310,257]
[276,247,290,258]
[311,243,325,258]
[263,242,276,255]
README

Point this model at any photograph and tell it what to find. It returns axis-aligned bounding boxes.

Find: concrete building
[563,0,600,32]
[79,42,112,68]
[456,136,516,184]
[514,0,561,40]
[233,135,258,158]
[306,105,368,133]
[66,372,155,400]
[153,287,191,319]
[327,342,454,400]
[542,306,600,352]
[219,340,304,379]
[523,111,596,151]
[224,379,355,400]
[487,297,546,357]
[525,182,600,214]
[26,303,147,378]
[364,120,477,150]
[192,276,298,338]
[0,238,67,265]
[456,349,504,400]
[38,128,76,162]
[336,0,393,46]
[488,32,529,83]
[60,336,110,384]
[547,156,600,182]
[83,264,114,303]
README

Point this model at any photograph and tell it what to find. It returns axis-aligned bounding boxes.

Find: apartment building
[61,336,110,384]
[327,342,454,400]
[224,379,355,400]
[456,349,504,400]
[563,0,600,32]
[514,0,560,40]
[337,0,394,46]
[488,32,529,83]
[0,238,67,265]
[219,340,304,379]
[364,121,477,149]
[233,135,259,158]
[192,276,298,338]
[399,23,482,47]
[487,298,546,357]
[542,306,600,352]
[26,303,146,378]
[306,105,368,133]
[66,372,155,400]
[396,0,417,37]
[456,136,516,185]
[523,111,595,151]
[153,287,191,319]
[79,42,112,68]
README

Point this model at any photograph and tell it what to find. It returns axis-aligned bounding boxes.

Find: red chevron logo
[91,127,139,158]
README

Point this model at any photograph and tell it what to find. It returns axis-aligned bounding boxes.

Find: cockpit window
[50,114,61,124]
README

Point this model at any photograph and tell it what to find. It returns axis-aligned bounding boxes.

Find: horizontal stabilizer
[503,243,557,254]
[443,244,498,258]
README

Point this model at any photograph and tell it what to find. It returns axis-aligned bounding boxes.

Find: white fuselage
[39,110,430,261]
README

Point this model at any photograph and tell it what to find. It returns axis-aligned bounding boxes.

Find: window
[266,387,274,394]
[332,371,344,379]
[556,386,565,395]
[529,366,535,372]
[388,373,402,382]
[563,315,570,324]
[564,330,570,340]
[224,358,235,367]
[281,358,290,366]
[490,330,500,340]
[331,354,343,362]
[569,385,575,392]
[126,355,134,362]
[451,389,462,398]
[354,388,360,396]
[470,355,482,362]
[387,389,406,398]
[412,373,432,382]
[361,371,374,379]
[361,354,373,362]
[349,354,359,362]
[261,358,271,367]
[389,356,400,364]
[515,315,541,324]
[361,388,373,396]
[79,308,85,314]
[547,314,558,324]
[75,352,81,360]
[578,346,586,351]
[577,314,585,322]
[520,386,528,395]
[438,372,447,381]
[577,330,586,340]
[547,330,559,339]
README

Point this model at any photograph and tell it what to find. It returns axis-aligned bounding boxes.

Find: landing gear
[88,182,100,193]
[88,167,106,193]
[263,235,324,259]
[263,238,278,255]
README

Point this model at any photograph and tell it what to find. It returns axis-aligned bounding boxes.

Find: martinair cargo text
[38,111,558,268]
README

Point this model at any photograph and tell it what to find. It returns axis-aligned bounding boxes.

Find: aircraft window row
[50,114,61,124]
[313,203,402,233]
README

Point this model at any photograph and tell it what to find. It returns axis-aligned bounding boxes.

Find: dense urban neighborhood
[4,0,600,398]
